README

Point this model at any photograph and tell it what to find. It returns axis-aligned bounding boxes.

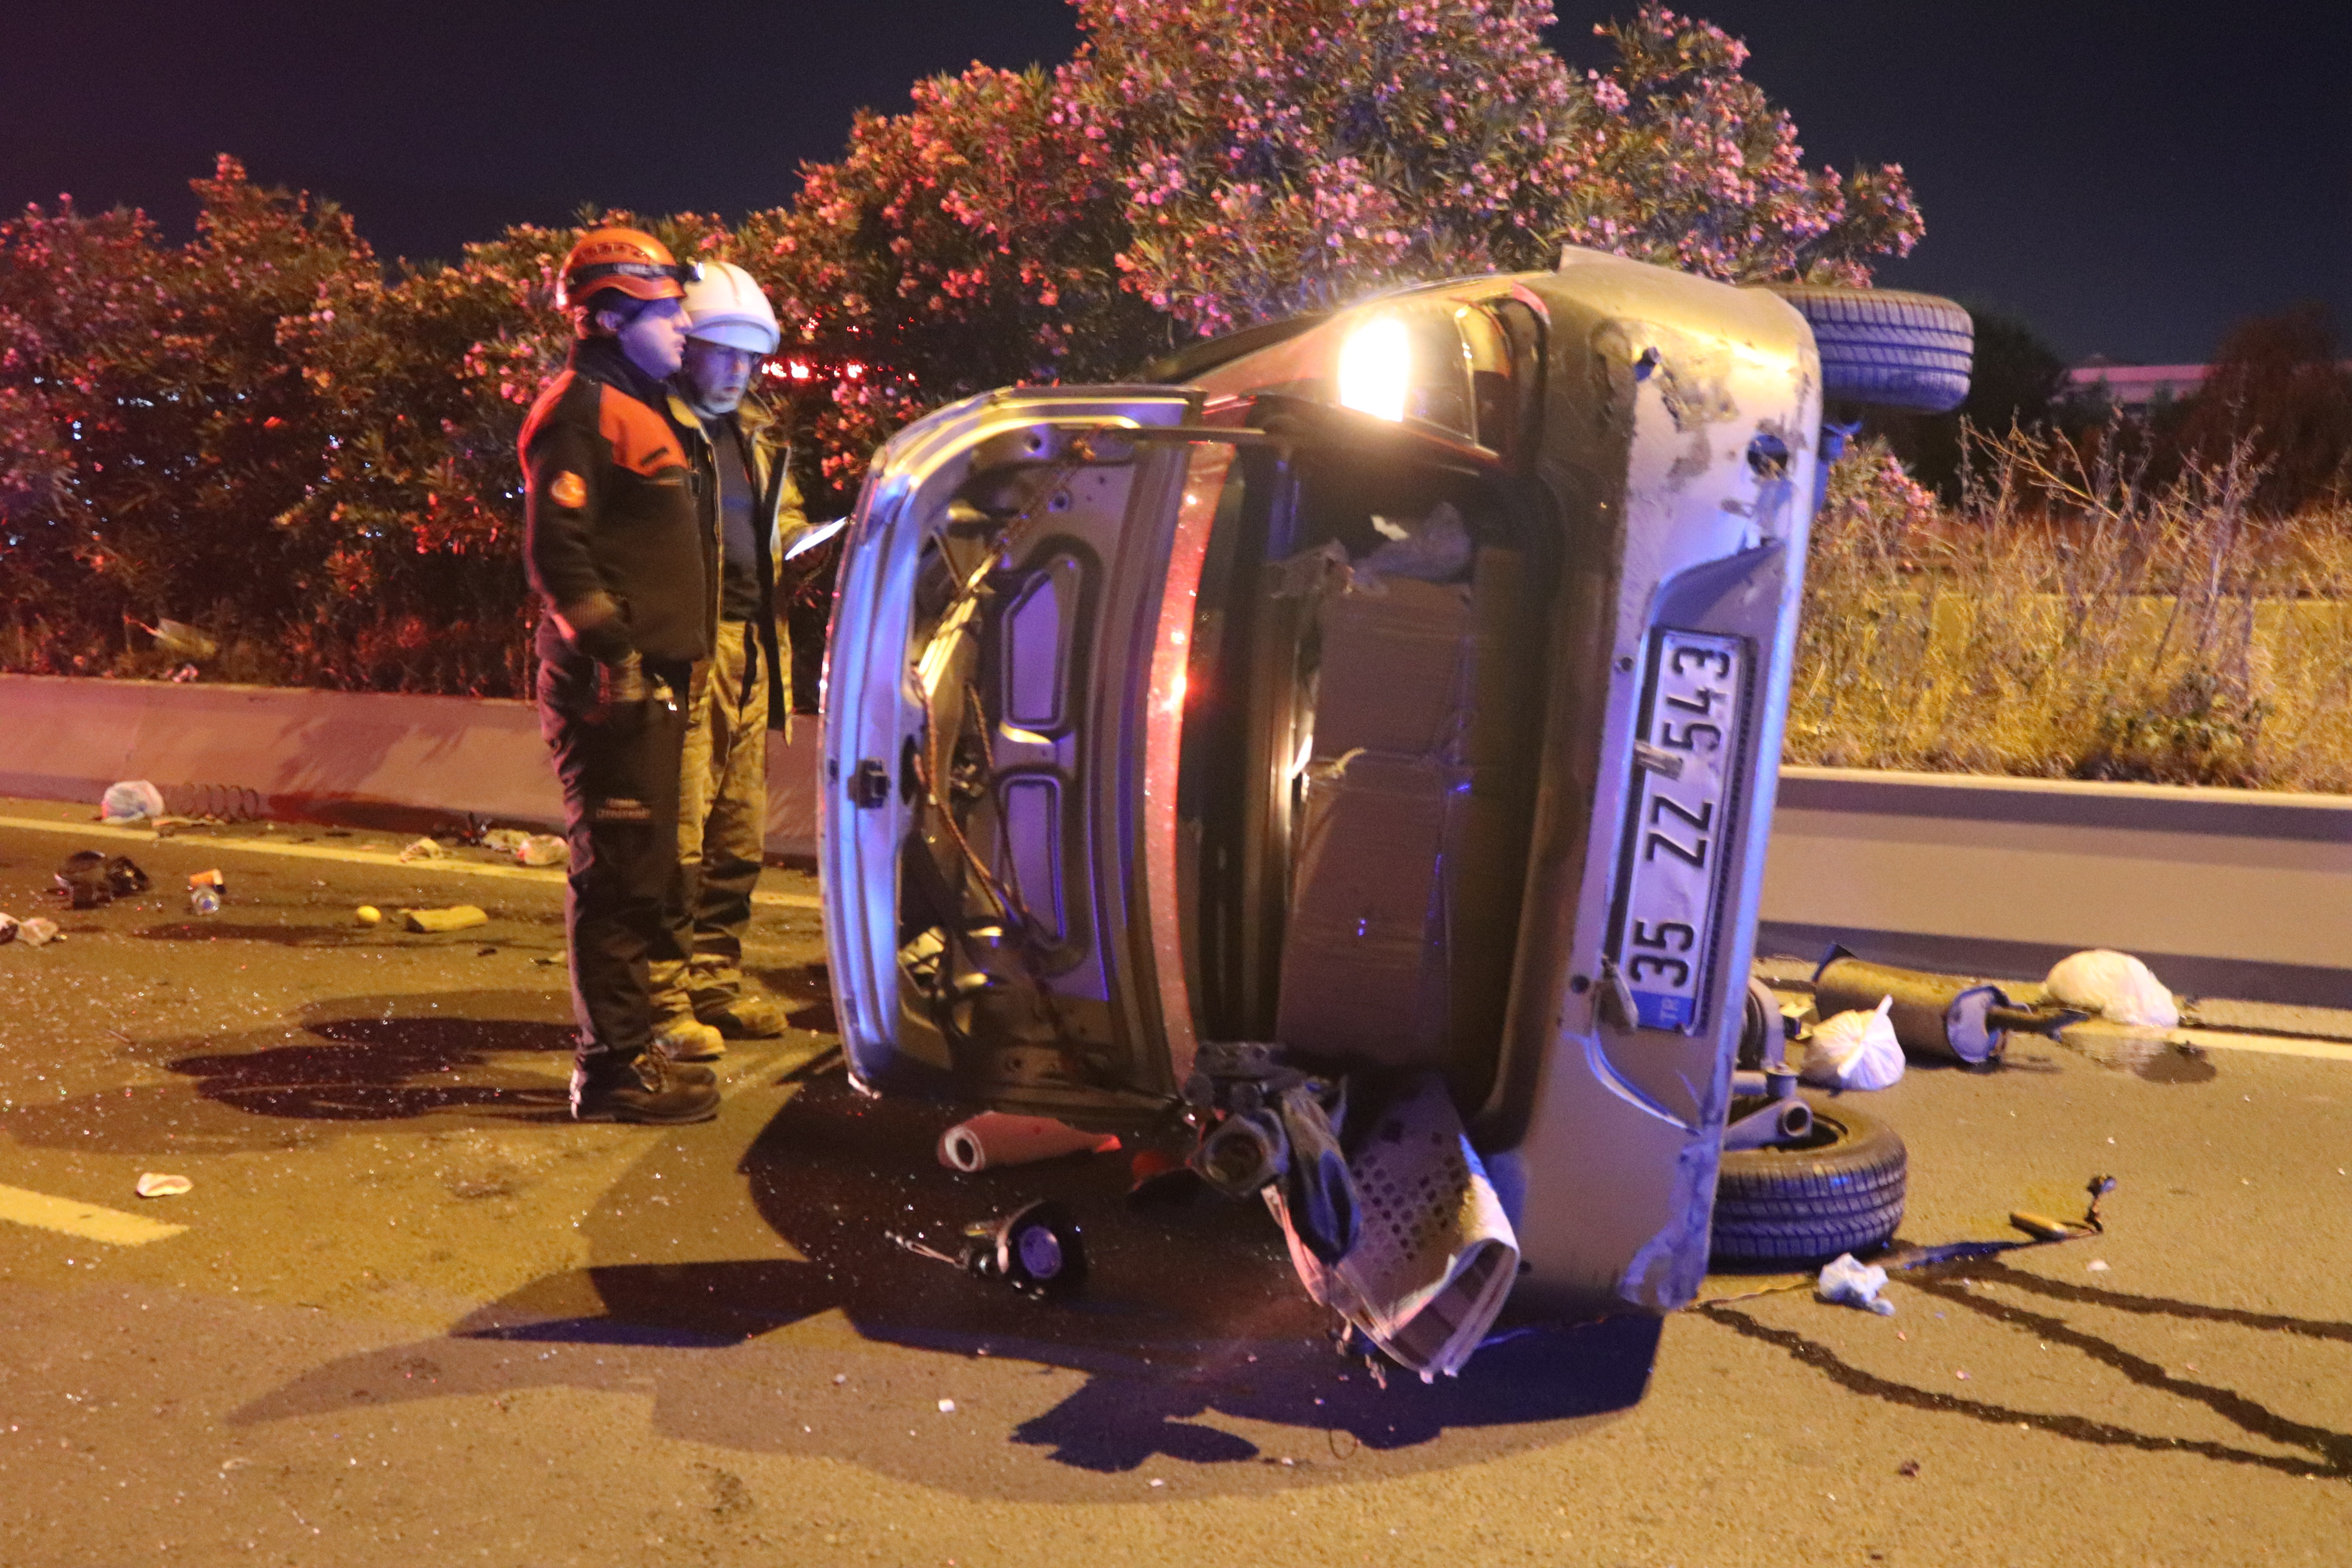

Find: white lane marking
[2173,1027,2352,1063]
[0,813,823,910]
[0,1183,187,1245]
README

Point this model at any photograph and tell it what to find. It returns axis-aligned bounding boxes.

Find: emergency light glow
[1336,316,1411,423]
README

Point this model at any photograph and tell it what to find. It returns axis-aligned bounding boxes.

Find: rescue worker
[647,261,808,1059]
[521,227,721,1123]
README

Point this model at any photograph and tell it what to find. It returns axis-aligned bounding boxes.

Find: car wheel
[1710,1093,1907,1265]
[1764,286,1973,414]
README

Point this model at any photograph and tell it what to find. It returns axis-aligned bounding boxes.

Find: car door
[821,387,1236,1127]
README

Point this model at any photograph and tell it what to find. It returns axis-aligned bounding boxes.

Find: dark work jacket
[661,387,809,732]
[521,338,708,668]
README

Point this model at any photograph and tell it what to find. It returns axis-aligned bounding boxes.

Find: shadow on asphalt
[230,1068,1663,1490]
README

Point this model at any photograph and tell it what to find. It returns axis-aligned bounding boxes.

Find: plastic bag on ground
[2043,949,2178,1030]
[18,917,62,947]
[1818,1252,1896,1315]
[515,834,568,867]
[1800,995,1906,1091]
[1268,1073,1519,1381]
[100,780,166,823]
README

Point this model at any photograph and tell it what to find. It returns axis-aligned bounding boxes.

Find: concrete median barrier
[0,673,821,859]
[5,678,2346,1000]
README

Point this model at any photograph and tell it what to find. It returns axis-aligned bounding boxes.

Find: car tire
[1764,286,1972,414]
[1710,1093,1907,1265]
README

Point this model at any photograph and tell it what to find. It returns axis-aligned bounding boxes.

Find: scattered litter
[396,837,451,864]
[2044,949,2179,1030]
[1799,996,1906,1091]
[1816,1252,1897,1316]
[1149,1478,1165,1488]
[100,780,167,824]
[2008,1210,2084,1241]
[936,1399,956,1414]
[2086,1259,2110,1272]
[1955,1369,1970,1379]
[135,1173,192,1199]
[54,850,148,909]
[479,829,530,853]
[1898,1460,1920,1477]
[0,913,16,944]
[149,619,218,661]
[474,945,498,957]
[18,917,62,947]
[889,1200,1089,1300]
[354,905,383,927]
[187,867,225,914]
[399,905,488,933]
[936,1112,1120,1172]
[515,834,568,868]
[833,1374,846,1385]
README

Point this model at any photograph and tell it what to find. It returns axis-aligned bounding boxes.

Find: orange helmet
[556,227,697,314]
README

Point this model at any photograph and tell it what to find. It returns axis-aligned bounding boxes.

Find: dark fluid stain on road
[1699,1260,2352,1481]
[1,991,577,1151]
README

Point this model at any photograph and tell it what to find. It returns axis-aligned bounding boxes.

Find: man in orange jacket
[520,227,720,1123]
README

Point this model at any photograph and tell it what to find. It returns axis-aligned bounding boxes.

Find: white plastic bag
[100,780,166,823]
[2043,949,2178,1030]
[1818,1251,1896,1315]
[1800,995,1906,1091]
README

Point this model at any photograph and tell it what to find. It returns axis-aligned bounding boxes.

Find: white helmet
[681,260,780,355]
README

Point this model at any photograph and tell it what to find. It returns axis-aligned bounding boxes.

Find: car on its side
[818,247,1970,1326]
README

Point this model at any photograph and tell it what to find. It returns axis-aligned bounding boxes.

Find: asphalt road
[0,805,2346,1567]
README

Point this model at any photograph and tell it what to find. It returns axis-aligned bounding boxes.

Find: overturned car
[819,248,1969,1373]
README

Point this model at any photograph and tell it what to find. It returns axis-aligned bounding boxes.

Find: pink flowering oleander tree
[742,64,1169,494]
[767,0,1926,477]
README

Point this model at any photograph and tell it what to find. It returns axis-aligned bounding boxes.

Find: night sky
[6,1,2344,364]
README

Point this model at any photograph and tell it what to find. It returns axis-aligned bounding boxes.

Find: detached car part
[822,249,1971,1329]
[1814,947,2082,1066]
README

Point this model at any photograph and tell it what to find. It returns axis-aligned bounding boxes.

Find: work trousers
[650,617,770,1017]
[537,645,690,1060]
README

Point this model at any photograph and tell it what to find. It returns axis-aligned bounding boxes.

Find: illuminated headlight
[1336,316,1411,423]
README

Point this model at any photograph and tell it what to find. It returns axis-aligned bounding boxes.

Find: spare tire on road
[1763,286,1973,414]
[1710,1093,1907,1265]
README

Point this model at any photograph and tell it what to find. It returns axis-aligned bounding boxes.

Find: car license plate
[1612,630,1747,1033]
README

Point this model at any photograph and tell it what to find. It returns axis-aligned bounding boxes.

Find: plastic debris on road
[479,828,530,853]
[515,834,568,868]
[396,837,451,864]
[1269,1072,1519,1381]
[135,1173,193,1199]
[2044,949,2179,1030]
[399,905,488,933]
[56,851,151,909]
[1800,996,1906,1091]
[936,1112,1120,1172]
[354,905,383,926]
[187,868,225,915]
[18,917,62,947]
[100,780,167,823]
[1817,1252,1897,1315]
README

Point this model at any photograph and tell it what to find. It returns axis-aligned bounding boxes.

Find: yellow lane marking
[0,1183,187,1245]
[0,813,823,910]
[2172,1027,2352,1063]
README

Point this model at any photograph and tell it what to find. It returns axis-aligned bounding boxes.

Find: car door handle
[850,759,891,808]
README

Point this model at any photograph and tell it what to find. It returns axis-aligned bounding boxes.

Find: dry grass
[1788,430,2352,792]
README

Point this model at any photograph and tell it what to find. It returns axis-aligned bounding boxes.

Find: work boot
[693,988,790,1040]
[569,1050,720,1124]
[646,1038,718,1086]
[654,1013,727,1062]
